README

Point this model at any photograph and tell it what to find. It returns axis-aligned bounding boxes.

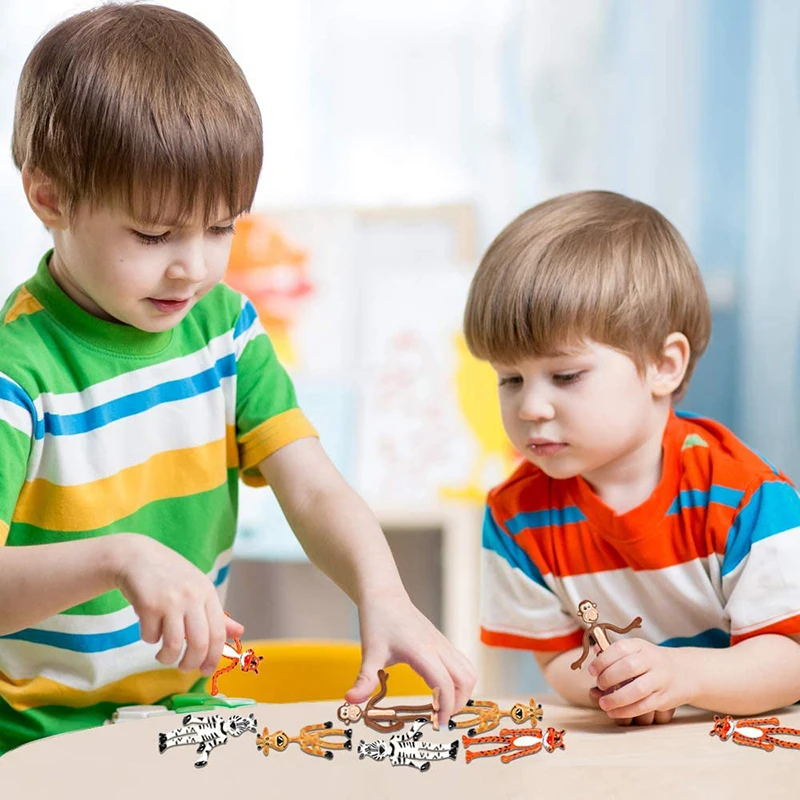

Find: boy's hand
[111,534,244,676]
[587,638,685,724]
[343,591,477,726]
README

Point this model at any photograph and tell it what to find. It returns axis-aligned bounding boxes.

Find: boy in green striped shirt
[0,3,475,755]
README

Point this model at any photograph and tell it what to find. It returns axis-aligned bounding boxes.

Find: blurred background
[1,0,799,695]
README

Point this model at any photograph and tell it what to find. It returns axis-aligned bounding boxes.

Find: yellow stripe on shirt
[4,287,44,325]
[0,666,200,711]
[238,408,318,487]
[14,435,237,531]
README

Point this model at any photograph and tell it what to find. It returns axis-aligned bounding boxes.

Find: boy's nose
[518,391,555,421]
[166,255,208,284]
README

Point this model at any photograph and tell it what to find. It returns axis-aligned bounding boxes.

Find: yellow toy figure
[448,698,543,735]
[462,726,566,764]
[256,721,353,759]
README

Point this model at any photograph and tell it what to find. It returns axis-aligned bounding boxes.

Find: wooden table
[1,695,798,798]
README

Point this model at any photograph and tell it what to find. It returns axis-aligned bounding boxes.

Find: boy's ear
[21,166,68,230]
[650,332,690,398]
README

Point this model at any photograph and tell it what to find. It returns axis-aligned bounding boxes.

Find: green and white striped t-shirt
[0,252,316,755]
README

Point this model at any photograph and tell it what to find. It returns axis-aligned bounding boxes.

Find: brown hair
[464,191,711,397]
[11,3,262,226]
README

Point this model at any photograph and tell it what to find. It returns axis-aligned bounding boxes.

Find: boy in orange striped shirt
[465,191,800,725]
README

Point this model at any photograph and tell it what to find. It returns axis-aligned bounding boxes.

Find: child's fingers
[201,601,227,675]
[156,612,185,665]
[597,678,653,716]
[138,612,162,645]
[593,653,645,692]
[179,605,209,672]
[588,638,639,678]
[224,614,244,640]
[653,709,675,724]
[405,657,454,726]
[344,651,384,704]
[441,649,477,714]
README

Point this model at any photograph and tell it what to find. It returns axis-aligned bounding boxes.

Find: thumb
[344,655,383,704]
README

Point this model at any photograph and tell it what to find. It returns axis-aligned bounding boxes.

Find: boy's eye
[553,372,582,384]
[208,223,236,236]
[498,376,522,387]
[133,230,170,245]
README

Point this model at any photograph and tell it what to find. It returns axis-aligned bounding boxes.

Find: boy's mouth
[148,297,190,313]
[527,438,567,457]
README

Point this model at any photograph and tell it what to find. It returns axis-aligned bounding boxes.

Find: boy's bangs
[82,114,262,228]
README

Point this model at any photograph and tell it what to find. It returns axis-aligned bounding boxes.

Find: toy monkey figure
[256,721,353,759]
[448,698,543,735]
[710,715,800,752]
[337,669,441,732]
[570,599,642,671]
[462,726,565,764]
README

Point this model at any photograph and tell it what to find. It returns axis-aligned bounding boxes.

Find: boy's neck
[580,403,671,515]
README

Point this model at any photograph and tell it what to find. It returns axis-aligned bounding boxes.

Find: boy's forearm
[677,634,800,715]
[261,442,407,606]
[0,536,125,635]
[542,648,600,708]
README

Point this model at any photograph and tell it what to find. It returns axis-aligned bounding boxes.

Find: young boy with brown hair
[0,3,474,754]
[465,190,800,725]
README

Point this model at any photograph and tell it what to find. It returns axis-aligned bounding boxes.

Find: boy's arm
[0,537,120,636]
[678,634,800,715]
[258,436,407,607]
[535,648,601,708]
[258,436,476,721]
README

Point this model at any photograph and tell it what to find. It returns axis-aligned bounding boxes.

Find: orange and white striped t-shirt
[480,409,800,652]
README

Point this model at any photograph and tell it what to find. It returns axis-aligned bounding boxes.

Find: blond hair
[12,3,262,226]
[464,191,711,397]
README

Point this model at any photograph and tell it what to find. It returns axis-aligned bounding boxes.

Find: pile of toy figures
[157,669,566,770]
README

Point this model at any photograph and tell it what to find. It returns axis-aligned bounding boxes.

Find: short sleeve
[721,477,800,644]
[232,299,317,486]
[0,373,35,545]
[480,503,583,652]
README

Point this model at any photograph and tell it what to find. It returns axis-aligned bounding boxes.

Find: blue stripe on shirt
[666,485,745,515]
[505,505,587,534]
[659,628,730,648]
[722,480,800,576]
[41,354,236,438]
[482,507,549,589]
[233,301,258,340]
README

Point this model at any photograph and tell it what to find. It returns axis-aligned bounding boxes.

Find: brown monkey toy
[570,599,642,671]
[336,669,441,732]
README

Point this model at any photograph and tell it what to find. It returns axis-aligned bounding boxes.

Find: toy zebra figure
[357,718,458,772]
[159,713,258,768]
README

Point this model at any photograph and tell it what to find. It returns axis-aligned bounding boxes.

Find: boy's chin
[526,455,582,480]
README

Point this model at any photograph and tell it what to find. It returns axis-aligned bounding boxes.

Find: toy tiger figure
[449,698,543,735]
[159,713,258,768]
[256,721,353,759]
[209,638,264,696]
[710,715,800,752]
[358,718,459,771]
[462,726,565,764]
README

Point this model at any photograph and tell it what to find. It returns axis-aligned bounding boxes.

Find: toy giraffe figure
[710,715,800,752]
[256,722,353,760]
[449,698,543,736]
[462,726,566,764]
[210,637,263,696]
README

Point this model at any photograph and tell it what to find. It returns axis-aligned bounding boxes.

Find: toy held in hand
[337,668,441,732]
[210,629,264,696]
[570,599,642,671]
